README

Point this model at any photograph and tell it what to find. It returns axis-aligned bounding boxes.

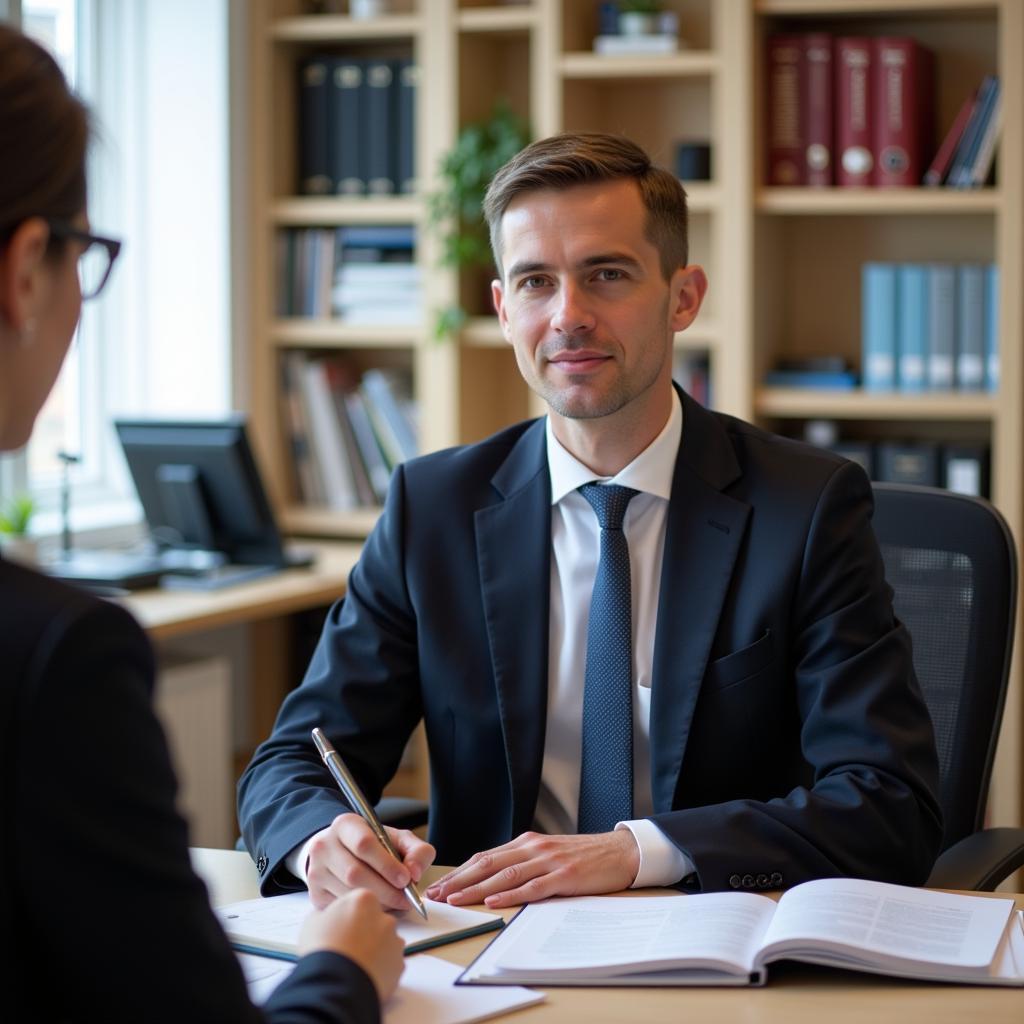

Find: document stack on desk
[458,878,1024,988]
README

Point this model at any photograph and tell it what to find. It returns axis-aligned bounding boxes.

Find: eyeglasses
[46,219,123,300]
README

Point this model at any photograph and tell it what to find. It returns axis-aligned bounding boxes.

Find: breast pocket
[704,629,776,692]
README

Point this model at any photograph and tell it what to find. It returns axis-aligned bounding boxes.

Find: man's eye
[522,276,548,289]
[597,268,625,281]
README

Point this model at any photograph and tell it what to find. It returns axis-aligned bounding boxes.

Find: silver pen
[311,727,428,920]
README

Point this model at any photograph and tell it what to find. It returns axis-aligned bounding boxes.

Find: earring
[19,318,37,348]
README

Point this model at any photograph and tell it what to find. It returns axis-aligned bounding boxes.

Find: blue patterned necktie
[577,483,639,834]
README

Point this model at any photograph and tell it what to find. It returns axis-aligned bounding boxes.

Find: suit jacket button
[729,874,742,889]
[257,854,268,874]
[770,872,783,886]
[742,874,755,889]
[756,874,769,888]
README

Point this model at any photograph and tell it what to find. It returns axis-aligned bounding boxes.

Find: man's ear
[668,264,708,334]
[492,278,511,344]
[0,218,50,333]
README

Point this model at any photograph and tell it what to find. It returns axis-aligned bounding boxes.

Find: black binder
[396,59,418,194]
[331,58,365,196]
[363,59,396,195]
[298,56,332,195]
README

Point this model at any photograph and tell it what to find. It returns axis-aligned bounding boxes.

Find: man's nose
[550,281,596,336]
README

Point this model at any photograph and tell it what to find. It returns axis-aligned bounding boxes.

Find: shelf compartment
[270,14,422,43]
[756,388,997,420]
[756,0,996,15]
[271,196,423,226]
[272,320,420,348]
[757,188,1001,215]
[559,51,719,79]
[457,4,537,34]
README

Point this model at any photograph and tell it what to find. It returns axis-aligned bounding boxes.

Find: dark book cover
[767,34,805,185]
[876,442,940,487]
[923,90,976,186]
[298,57,332,195]
[947,75,998,188]
[835,37,873,187]
[872,38,934,188]
[364,60,396,195]
[330,58,365,196]
[396,59,418,194]
[802,33,833,187]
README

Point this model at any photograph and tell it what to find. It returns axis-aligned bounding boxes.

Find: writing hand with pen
[307,729,436,918]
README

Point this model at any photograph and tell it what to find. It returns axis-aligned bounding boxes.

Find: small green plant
[620,0,662,13]
[428,100,529,339]
[0,494,35,536]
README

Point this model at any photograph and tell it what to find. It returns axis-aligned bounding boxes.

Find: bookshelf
[242,1,1022,835]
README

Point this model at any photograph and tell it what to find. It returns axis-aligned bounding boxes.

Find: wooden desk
[121,540,361,641]
[192,849,1024,1024]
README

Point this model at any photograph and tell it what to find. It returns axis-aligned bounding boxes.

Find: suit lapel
[475,420,551,838]
[650,391,750,813]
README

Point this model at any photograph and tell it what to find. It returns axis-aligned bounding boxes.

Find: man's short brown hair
[483,132,688,281]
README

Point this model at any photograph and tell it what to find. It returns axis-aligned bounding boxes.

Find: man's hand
[305,812,435,913]
[424,829,641,909]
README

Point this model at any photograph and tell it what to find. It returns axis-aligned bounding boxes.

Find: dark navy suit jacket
[239,390,943,896]
[1,557,378,1024]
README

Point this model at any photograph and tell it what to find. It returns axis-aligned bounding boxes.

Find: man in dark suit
[239,133,942,913]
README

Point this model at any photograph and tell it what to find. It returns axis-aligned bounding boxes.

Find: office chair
[872,482,1024,890]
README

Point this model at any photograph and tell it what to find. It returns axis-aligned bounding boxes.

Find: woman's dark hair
[0,23,89,252]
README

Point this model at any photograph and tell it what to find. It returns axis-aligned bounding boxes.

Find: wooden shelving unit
[242,0,1023,838]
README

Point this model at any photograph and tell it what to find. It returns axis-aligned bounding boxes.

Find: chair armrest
[926,827,1024,891]
[375,796,430,831]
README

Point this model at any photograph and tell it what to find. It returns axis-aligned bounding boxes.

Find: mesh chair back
[871,483,1017,851]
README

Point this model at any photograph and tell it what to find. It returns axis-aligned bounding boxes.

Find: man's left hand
[423,829,641,909]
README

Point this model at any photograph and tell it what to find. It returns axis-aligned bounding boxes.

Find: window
[1,0,232,539]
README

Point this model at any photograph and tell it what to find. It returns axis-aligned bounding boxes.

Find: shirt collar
[546,388,683,505]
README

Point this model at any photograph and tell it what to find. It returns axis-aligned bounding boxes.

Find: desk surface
[121,540,362,640]
[192,848,1024,1024]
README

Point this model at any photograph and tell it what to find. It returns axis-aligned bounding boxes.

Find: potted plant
[619,0,662,37]
[428,100,529,338]
[0,493,37,565]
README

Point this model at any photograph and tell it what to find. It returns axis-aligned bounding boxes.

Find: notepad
[217,891,503,961]
[239,952,544,1024]
[458,879,1024,987]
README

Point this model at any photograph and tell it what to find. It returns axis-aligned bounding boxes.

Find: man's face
[492,179,703,428]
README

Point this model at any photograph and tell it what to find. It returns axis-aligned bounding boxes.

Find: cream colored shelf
[272,320,420,348]
[281,505,383,540]
[757,188,1001,215]
[757,0,996,14]
[271,196,423,226]
[683,183,721,212]
[756,388,998,420]
[558,51,719,79]
[457,4,537,34]
[270,14,422,43]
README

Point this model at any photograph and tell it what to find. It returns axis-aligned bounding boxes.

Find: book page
[218,891,501,957]
[758,878,1015,971]
[479,893,775,978]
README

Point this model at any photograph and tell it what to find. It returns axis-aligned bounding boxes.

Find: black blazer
[240,390,943,896]
[0,556,378,1024]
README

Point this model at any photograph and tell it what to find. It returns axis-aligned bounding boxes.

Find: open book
[217,891,503,961]
[458,878,1024,987]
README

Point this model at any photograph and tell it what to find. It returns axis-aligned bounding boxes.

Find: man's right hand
[305,812,436,913]
[298,888,405,1001]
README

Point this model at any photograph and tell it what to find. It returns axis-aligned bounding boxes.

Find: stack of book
[833,438,990,497]
[332,225,421,326]
[297,55,417,197]
[280,352,418,510]
[767,34,999,189]
[275,225,422,324]
[861,262,999,392]
[764,356,858,390]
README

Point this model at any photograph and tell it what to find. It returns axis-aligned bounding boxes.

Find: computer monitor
[114,416,291,567]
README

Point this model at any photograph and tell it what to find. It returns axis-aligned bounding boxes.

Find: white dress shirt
[289,390,694,888]
[533,389,694,887]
